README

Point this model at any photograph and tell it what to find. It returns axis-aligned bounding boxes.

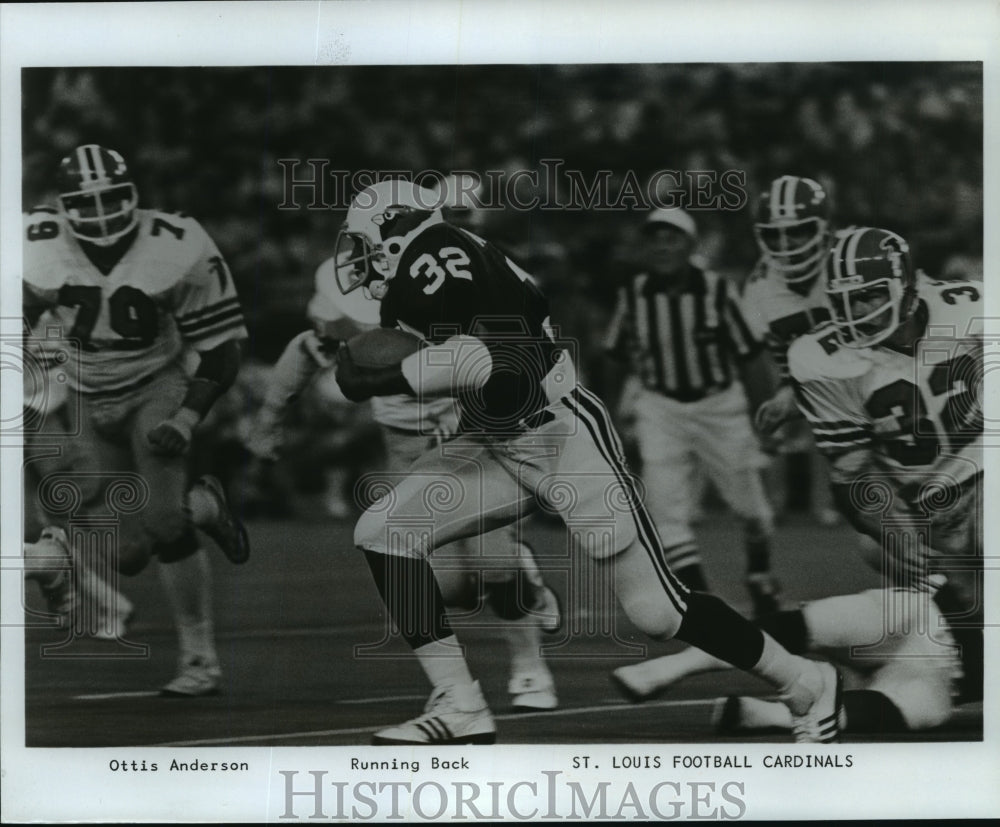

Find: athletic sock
[363,550,452,648]
[413,636,476,689]
[738,696,794,730]
[157,550,217,667]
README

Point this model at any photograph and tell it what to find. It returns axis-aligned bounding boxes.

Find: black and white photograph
[2,1,998,822]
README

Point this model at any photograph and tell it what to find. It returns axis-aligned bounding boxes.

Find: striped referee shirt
[603,264,762,402]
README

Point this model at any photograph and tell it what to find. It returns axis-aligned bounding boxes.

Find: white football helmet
[826,226,917,348]
[57,144,139,246]
[334,180,442,299]
[754,175,831,285]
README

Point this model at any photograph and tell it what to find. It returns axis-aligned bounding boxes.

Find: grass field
[23,508,982,747]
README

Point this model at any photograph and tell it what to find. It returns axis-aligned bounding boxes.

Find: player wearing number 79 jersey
[22,145,250,696]
[789,227,983,579]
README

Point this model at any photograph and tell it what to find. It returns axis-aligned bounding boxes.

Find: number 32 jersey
[23,208,248,394]
[380,222,571,433]
[788,278,983,483]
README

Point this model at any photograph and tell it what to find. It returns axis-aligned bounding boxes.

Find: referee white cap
[644,207,697,240]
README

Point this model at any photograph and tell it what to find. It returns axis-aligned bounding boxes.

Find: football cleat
[37,527,74,618]
[508,669,558,712]
[160,656,222,698]
[746,571,782,619]
[789,661,844,744]
[372,681,496,745]
[194,475,250,564]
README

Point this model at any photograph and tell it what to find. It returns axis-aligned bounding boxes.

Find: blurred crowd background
[21,62,984,519]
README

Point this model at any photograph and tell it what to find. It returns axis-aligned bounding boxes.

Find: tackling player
[611,581,981,736]
[789,226,982,588]
[22,144,251,695]
[250,250,562,712]
[329,180,842,745]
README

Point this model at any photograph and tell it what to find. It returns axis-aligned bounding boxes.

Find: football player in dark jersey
[333,180,843,745]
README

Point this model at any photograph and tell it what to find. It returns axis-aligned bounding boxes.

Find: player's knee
[353,508,385,552]
[618,590,683,640]
[884,680,952,730]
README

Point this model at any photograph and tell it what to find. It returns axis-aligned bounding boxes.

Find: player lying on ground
[249,253,562,711]
[22,144,251,696]
[612,582,982,735]
[326,179,843,745]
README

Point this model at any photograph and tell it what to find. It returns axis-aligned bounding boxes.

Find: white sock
[641,647,731,690]
[739,696,794,730]
[157,550,218,668]
[414,635,475,689]
[504,619,545,677]
[751,633,820,716]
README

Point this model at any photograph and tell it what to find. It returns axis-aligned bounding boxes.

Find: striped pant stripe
[565,386,688,615]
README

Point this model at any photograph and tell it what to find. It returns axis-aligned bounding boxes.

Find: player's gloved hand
[147,408,201,456]
[334,345,411,403]
[754,384,801,436]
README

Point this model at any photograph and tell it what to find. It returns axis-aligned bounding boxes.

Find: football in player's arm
[318,181,844,746]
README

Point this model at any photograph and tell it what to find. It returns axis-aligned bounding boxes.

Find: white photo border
[2,0,998,821]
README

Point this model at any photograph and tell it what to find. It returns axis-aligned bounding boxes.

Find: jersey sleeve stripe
[808,419,867,431]
[175,297,241,324]
[180,317,247,343]
[177,305,244,335]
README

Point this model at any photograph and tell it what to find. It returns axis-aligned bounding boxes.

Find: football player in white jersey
[611,581,979,736]
[251,244,562,711]
[22,145,251,695]
[743,175,835,435]
[789,226,982,582]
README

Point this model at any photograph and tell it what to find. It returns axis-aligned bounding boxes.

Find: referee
[604,207,780,618]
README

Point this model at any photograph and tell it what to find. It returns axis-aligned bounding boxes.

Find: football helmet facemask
[334,180,442,299]
[754,175,831,285]
[826,226,917,348]
[56,145,139,246]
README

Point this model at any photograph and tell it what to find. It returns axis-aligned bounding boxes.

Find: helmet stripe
[843,228,865,277]
[90,145,107,182]
[830,230,851,281]
[75,145,93,184]
[780,175,797,218]
[769,176,785,221]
